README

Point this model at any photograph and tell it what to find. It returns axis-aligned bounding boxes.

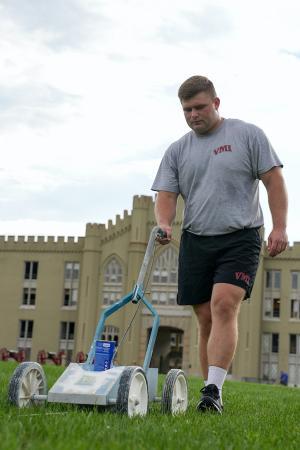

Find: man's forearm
[154,191,178,227]
[267,177,288,230]
[260,167,288,256]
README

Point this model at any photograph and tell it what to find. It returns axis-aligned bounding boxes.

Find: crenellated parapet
[85,223,106,237]
[101,209,132,242]
[133,194,153,210]
[0,235,84,252]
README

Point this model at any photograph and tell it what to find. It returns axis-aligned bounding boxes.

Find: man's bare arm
[260,167,288,257]
[154,191,178,244]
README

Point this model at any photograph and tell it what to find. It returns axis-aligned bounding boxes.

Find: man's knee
[211,284,244,321]
[212,297,238,321]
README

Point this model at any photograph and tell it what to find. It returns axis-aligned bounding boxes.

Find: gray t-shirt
[151,118,283,235]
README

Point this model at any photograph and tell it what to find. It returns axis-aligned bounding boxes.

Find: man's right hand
[156,226,172,245]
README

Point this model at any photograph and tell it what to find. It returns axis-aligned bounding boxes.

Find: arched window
[105,258,123,283]
[102,258,123,305]
[150,247,178,305]
[152,247,178,284]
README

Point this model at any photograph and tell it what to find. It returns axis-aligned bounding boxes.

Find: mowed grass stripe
[0,362,299,450]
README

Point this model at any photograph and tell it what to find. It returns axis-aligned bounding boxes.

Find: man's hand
[267,228,288,257]
[156,226,172,245]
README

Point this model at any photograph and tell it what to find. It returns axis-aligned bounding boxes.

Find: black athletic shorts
[177,228,262,305]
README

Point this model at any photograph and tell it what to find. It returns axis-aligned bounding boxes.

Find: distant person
[152,75,288,413]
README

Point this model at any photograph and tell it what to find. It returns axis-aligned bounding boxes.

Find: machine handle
[136,226,166,286]
[132,227,167,303]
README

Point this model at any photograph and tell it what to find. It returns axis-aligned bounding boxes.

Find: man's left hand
[267,229,288,257]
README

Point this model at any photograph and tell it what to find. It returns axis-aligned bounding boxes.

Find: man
[151,75,288,414]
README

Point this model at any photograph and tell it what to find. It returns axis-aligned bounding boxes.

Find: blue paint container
[94,340,116,371]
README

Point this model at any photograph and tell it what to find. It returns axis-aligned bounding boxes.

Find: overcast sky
[0,0,299,242]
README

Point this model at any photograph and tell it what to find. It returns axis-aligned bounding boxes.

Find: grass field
[0,361,300,450]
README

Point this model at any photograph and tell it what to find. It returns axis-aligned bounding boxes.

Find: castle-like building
[0,195,300,385]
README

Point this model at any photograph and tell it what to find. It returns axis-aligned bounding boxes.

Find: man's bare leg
[197,283,245,413]
[193,302,212,380]
[208,283,245,369]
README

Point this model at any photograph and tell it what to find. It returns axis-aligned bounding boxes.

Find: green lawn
[0,361,299,450]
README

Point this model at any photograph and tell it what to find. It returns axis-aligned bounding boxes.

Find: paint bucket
[94,340,116,371]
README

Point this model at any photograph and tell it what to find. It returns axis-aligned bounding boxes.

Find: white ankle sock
[204,380,208,386]
[207,366,227,403]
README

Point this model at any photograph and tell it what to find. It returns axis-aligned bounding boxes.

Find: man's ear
[214,97,220,110]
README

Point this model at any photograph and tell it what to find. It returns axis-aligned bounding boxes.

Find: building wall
[0,236,83,360]
[1,195,300,384]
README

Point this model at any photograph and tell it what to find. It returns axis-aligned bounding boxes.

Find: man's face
[181,91,221,135]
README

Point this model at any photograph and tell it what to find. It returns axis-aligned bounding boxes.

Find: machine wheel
[161,369,188,414]
[8,362,47,407]
[116,366,148,417]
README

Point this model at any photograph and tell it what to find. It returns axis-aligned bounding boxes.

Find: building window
[290,272,300,320]
[153,270,160,283]
[265,270,281,289]
[19,320,34,339]
[273,298,280,318]
[65,262,80,280]
[22,287,36,306]
[262,362,278,381]
[24,261,38,280]
[102,258,123,305]
[290,334,297,354]
[169,292,176,305]
[18,320,33,360]
[274,272,281,289]
[63,262,80,307]
[151,291,177,305]
[161,270,168,283]
[170,331,183,350]
[60,322,75,363]
[63,288,78,307]
[152,292,158,304]
[272,333,279,353]
[291,272,300,290]
[170,270,177,283]
[288,334,300,387]
[262,333,279,353]
[60,321,75,340]
[150,247,178,306]
[103,291,119,305]
[152,247,178,284]
[261,333,279,381]
[101,325,119,345]
[263,297,280,319]
[105,258,122,283]
[290,299,300,319]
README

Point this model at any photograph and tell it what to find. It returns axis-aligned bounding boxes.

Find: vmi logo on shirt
[213,144,232,155]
